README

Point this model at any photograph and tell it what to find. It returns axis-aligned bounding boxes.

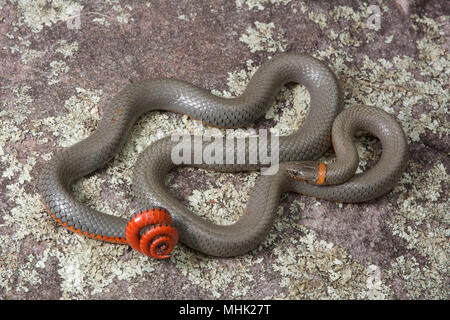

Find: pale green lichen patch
[187,172,258,226]
[328,4,379,44]
[52,240,157,299]
[7,35,45,64]
[177,12,197,22]
[55,40,79,58]
[92,16,110,27]
[47,60,70,85]
[235,0,291,11]
[110,2,134,24]
[382,161,449,298]
[172,249,262,298]
[211,59,258,97]
[40,88,102,147]
[299,5,329,31]
[271,225,391,299]
[265,85,310,136]
[12,0,83,33]
[239,21,287,53]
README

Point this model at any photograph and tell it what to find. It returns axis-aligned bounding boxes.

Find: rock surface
[0,0,448,299]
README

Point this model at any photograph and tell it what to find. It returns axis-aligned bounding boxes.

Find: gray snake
[39,53,409,258]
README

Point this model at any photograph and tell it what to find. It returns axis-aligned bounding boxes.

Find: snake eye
[125,208,179,259]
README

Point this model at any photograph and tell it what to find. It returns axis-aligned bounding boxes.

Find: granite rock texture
[0,0,448,299]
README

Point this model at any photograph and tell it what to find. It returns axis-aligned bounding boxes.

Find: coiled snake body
[39,53,409,258]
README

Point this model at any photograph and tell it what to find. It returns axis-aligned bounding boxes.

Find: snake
[39,53,409,258]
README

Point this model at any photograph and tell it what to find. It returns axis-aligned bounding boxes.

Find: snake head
[286,161,325,185]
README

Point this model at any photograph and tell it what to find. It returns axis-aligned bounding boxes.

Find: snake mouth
[125,208,179,259]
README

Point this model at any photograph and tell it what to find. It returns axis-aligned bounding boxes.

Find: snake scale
[39,53,409,258]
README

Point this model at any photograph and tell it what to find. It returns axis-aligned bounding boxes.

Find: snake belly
[39,53,408,257]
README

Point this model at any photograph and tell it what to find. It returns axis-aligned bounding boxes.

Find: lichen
[1,1,448,299]
[382,161,449,299]
[55,40,79,58]
[239,21,287,53]
[40,88,102,146]
[235,0,291,11]
[13,0,83,33]
[271,225,391,299]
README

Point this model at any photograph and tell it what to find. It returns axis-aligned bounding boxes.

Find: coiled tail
[125,208,179,259]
